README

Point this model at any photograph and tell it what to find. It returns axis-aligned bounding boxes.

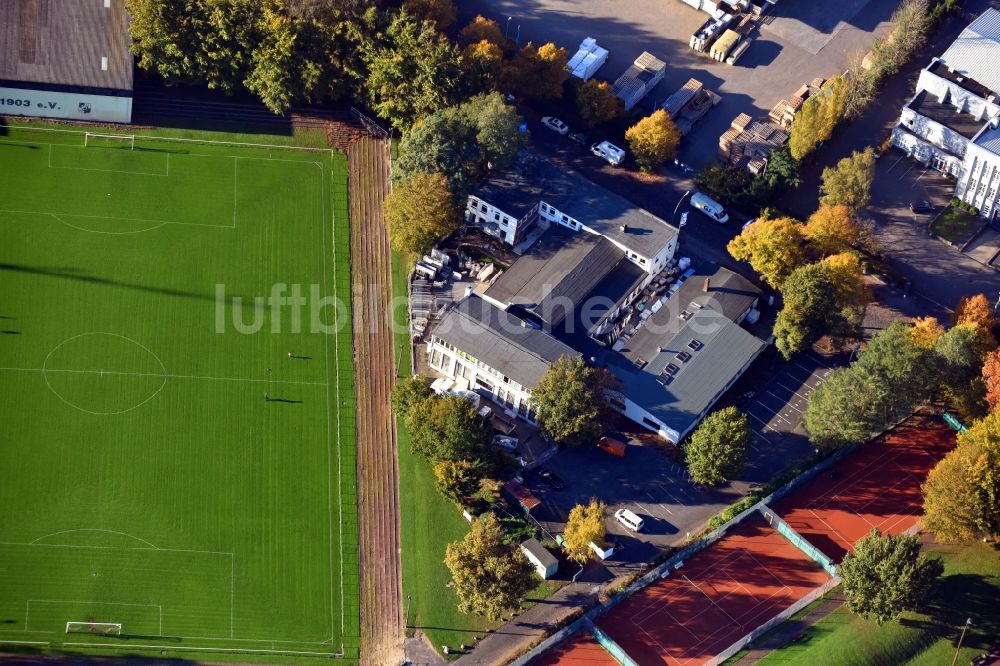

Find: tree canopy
[575,79,623,127]
[405,393,491,463]
[625,110,682,172]
[922,412,1000,541]
[984,349,1000,412]
[789,75,849,160]
[362,11,462,129]
[955,294,998,348]
[804,204,877,256]
[501,42,569,101]
[444,513,536,620]
[531,356,609,447]
[459,15,505,47]
[839,529,943,625]
[402,0,456,31]
[819,147,876,213]
[390,374,434,417]
[685,407,751,485]
[563,499,607,563]
[726,216,806,290]
[385,171,460,255]
[434,459,485,504]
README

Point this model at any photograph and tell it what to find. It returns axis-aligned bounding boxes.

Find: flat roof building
[0,0,134,123]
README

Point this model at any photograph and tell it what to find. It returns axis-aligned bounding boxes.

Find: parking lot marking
[775,380,811,401]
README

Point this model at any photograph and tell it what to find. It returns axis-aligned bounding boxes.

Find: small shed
[502,480,541,514]
[520,538,558,579]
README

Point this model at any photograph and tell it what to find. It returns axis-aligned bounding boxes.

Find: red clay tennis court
[595,514,831,666]
[772,414,955,562]
[530,631,619,665]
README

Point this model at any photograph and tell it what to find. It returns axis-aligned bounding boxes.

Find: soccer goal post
[85,132,135,150]
[66,621,122,636]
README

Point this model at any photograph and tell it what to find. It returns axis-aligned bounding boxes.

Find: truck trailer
[613,51,667,111]
[567,37,609,81]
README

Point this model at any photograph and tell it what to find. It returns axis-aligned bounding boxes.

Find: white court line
[26,600,162,634]
[0,366,327,386]
[47,144,169,177]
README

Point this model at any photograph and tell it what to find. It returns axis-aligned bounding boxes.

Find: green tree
[434,459,485,504]
[444,513,536,620]
[922,412,1000,541]
[839,529,943,625]
[726,217,806,289]
[854,322,935,420]
[773,256,865,359]
[390,375,434,417]
[402,0,456,31]
[685,407,751,485]
[405,394,491,462]
[531,357,606,447]
[244,7,298,114]
[804,365,886,449]
[696,162,753,203]
[563,499,607,563]
[363,12,462,129]
[501,42,569,101]
[393,93,524,199]
[625,110,682,172]
[820,147,876,213]
[385,172,460,254]
[575,79,623,127]
[935,324,994,397]
[461,40,505,95]
[753,143,801,196]
[789,76,849,160]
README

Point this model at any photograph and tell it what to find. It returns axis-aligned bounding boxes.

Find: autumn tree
[726,217,806,289]
[909,316,945,350]
[955,294,998,348]
[984,349,1000,411]
[804,204,877,256]
[575,79,623,127]
[402,0,456,31]
[935,324,994,394]
[445,513,536,620]
[390,374,435,417]
[532,356,608,447]
[563,499,607,563]
[819,147,876,213]
[922,412,1000,541]
[685,408,751,485]
[624,110,682,171]
[501,42,569,101]
[434,459,486,504]
[405,394,492,463]
[459,15,505,46]
[839,529,943,625]
[363,11,462,129]
[461,40,505,94]
[385,172,460,254]
[789,75,850,160]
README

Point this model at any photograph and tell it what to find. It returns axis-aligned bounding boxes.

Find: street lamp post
[505,16,513,38]
[950,618,972,666]
[672,190,693,229]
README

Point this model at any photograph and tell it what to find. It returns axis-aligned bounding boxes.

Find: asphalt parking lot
[458,0,902,167]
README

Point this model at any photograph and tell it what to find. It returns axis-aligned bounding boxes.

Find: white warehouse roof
[939,8,1000,96]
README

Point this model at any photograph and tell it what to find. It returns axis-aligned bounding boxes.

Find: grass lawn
[931,205,979,244]
[390,252,561,658]
[0,122,357,661]
[751,540,1000,665]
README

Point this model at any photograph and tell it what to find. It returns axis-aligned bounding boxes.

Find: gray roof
[483,226,629,327]
[974,121,1000,155]
[432,295,581,389]
[939,8,1000,96]
[477,151,677,259]
[621,264,761,364]
[0,0,133,92]
[521,538,558,568]
[607,311,766,437]
[909,89,988,139]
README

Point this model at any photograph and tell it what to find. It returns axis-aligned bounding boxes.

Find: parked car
[614,508,644,532]
[492,435,518,453]
[596,435,627,458]
[541,116,570,135]
[537,468,565,491]
[910,200,934,214]
[690,191,730,224]
[568,131,588,146]
[590,140,625,166]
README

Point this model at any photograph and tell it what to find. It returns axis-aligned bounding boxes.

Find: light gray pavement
[458,0,901,167]
[405,632,448,666]
[963,226,1000,269]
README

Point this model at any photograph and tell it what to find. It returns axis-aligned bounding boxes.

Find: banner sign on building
[0,87,132,124]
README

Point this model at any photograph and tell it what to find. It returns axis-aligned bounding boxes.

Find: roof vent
[679,310,693,321]
[703,278,711,292]
[687,339,703,351]
[620,224,628,233]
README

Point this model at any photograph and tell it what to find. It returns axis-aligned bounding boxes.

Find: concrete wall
[898,107,971,162]
[0,86,132,123]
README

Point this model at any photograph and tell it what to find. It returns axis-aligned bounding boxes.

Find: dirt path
[348,136,403,665]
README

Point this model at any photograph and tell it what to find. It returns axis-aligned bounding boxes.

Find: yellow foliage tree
[824,252,869,315]
[575,79,622,127]
[984,349,1000,412]
[804,204,876,256]
[386,172,459,255]
[955,294,998,348]
[402,0,456,31]
[461,40,504,92]
[501,42,568,101]
[727,217,806,289]
[563,499,606,563]
[624,109,682,171]
[909,316,945,350]
[458,15,504,46]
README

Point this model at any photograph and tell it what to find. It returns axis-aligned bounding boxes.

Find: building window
[480,204,488,213]
[642,416,662,430]
[609,397,626,411]
[561,214,569,223]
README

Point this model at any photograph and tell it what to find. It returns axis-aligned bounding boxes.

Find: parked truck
[567,37,609,81]
[613,51,666,111]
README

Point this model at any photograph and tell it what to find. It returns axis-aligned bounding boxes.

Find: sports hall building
[0,0,133,123]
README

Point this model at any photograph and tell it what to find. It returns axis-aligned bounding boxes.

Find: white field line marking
[30,528,158,548]
[232,157,239,228]
[26,600,161,633]
[0,540,233,557]
[62,642,340,657]
[47,144,169,177]
[0,366,327,387]
[0,209,234,233]
[231,555,235,638]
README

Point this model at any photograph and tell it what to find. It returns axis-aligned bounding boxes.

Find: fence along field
[0,125,358,660]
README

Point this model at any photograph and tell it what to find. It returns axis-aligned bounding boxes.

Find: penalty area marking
[47,144,170,177]
[1,366,328,388]
[26,600,163,635]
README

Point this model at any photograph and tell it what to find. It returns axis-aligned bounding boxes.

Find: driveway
[869,150,1000,311]
[459,0,900,167]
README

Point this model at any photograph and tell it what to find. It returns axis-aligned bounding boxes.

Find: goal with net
[66,621,122,636]
[84,132,135,150]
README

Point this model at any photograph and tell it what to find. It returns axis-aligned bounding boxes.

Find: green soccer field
[0,125,358,661]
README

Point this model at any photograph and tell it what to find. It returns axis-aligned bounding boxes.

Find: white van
[591,141,626,166]
[614,508,644,532]
[691,192,730,224]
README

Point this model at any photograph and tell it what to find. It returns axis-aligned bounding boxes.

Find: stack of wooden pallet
[718,113,789,172]
[768,77,826,129]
